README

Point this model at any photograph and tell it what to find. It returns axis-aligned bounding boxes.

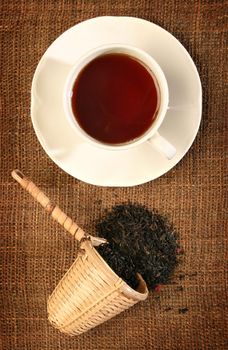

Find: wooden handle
[11,169,86,242]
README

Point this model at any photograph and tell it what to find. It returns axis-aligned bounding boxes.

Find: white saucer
[31,16,202,187]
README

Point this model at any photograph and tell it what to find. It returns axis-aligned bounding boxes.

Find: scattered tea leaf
[178,307,189,314]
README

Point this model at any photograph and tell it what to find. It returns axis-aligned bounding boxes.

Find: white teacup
[64,44,176,159]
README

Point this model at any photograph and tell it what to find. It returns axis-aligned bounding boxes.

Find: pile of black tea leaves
[95,203,180,291]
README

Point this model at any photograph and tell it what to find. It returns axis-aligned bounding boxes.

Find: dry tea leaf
[96,204,179,290]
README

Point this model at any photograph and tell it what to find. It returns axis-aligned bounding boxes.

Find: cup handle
[147,132,176,160]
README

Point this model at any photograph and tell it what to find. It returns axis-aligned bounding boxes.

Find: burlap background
[0,1,227,349]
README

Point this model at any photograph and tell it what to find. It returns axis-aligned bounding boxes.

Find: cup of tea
[64,44,176,159]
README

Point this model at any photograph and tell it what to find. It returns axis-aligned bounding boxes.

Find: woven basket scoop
[12,170,148,336]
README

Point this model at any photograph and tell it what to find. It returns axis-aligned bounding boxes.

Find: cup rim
[63,43,169,150]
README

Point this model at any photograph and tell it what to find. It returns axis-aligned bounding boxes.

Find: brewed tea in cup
[64,44,176,159]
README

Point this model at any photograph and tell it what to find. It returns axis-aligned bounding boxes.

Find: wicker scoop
[12,170,148,336]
